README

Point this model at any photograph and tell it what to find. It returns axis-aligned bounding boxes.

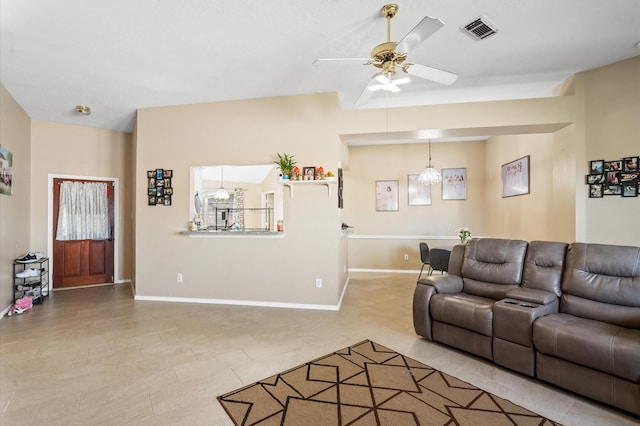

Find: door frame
[48,174,120,287]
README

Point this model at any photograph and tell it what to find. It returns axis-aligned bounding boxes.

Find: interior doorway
[48,175,119,289]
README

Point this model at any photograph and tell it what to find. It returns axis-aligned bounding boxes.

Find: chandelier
[418,139,442,185]
[213,167,230,201]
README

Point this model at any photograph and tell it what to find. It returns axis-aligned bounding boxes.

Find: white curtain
[56,181,110,241]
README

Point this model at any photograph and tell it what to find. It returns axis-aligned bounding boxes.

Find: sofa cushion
[522,240,568,296]
[430,293,494,336]
[533,313,640,383]
[562,242,640,328]
[461,239,528,298]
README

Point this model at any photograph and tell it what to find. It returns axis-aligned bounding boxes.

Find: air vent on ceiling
[461,15,499,40]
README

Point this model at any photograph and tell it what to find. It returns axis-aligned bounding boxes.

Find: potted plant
[274,153,297,179]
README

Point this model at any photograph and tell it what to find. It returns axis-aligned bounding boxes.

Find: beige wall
[343,141,486,271]
[581,57,640,245]
[30,120,134,283]
[0,85,31,310]
[484,132,575,242]
[134,93,347,307]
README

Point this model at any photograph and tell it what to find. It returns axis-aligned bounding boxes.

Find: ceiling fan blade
[313,58,372,66]
[403,63,459,85]
[396,16,444,54]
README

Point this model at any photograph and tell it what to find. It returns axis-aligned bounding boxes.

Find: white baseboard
[134,294,341,311]
[135,276,350,311]
[349,268,420,274]
[0,304,12,318]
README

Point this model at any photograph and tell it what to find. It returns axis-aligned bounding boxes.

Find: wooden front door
[52,178,115,288]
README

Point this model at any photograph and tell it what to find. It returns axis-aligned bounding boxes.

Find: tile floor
[0,272,637,425]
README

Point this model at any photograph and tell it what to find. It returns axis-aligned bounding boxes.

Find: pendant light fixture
[213,166,230,201]
[418,138,442,185]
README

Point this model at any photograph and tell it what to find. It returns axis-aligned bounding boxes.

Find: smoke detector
[460,15,499,40]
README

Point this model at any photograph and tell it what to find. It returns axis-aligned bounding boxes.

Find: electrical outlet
[315,278,322,288]
[177,273,183,283]
[404,254,409,261]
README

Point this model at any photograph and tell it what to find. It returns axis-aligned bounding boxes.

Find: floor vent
[461,15,499,40]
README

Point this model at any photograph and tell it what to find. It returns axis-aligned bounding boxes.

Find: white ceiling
[1,0,639,133]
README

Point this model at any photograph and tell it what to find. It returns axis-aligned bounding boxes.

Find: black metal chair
[417,242,431,281]
[430,248,451,275]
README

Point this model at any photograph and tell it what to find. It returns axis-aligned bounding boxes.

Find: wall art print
[147,168,173,206]
[0,146,13,196]
[442,168,467,200]
[376,180,399,211]
[501,156,530,198]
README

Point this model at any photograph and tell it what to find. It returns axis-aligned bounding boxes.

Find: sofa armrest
[506,288,558,306]
[417,275,463,294]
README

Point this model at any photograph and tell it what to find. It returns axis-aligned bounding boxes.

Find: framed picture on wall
[622,182,638,197]
[0,146,14,196]
[148,168,173,205]
[623,157,639,171]
[442,168,467,200]
[338,168,343,209]
[589,184,603,198]
[375,180,399,211]
[408,174,431,205]
[590,160,604,174]
[502,155,530,197]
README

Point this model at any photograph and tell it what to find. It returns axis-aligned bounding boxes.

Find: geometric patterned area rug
[218,339,561,425]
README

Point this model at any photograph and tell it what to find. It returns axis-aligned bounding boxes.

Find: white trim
[134,295,341,311]
[336,276,350,309]
[0,304,12,319]
[349,268,420,274]
[48,174,120,287]
[134,276,349,311]
[183,232,284,239]
[348,235,458,240]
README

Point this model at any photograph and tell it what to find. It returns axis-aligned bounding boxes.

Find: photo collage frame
[587,156,638,198]
[147,168,173,205]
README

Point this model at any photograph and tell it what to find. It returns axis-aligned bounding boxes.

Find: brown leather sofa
[413,238,640,416]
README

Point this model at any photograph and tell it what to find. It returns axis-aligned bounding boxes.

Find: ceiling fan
[314,3,459,104]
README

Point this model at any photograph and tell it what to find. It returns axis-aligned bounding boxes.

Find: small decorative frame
[589,184,603,198]
[376,180,399,211]
[501,155,530,197]
[303,166,315,181]
[442,168,467,200]
[408,174,431,205]
[147,168,173,206]
[604,160,622,172]
[603,185,621,196]
[586,174,605,185]
[622,182,638,197]
[0,146,13,196]
[623,156,639,172]
[590,160,605,174]
[338,168,343,209]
